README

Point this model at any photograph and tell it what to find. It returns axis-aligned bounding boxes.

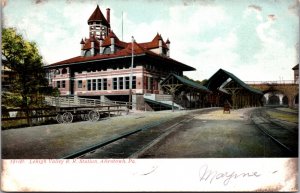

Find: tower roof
[139,33,168,49]
[292,64,299,70]
[88,5,110,27]
[102,31,128,48]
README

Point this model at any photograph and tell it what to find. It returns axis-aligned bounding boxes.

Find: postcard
[1,0,298,192]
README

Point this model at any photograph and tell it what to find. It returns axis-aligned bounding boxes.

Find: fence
[2,107,57,121]
[45,96,132,108]
[245,80,297,85]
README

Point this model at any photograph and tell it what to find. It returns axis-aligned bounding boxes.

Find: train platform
[2,110,189,159]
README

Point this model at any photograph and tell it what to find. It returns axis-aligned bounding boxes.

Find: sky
[2,0,299,81]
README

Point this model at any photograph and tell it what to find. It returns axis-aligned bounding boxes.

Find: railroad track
[61,108,220,159]
[251,107,298,157]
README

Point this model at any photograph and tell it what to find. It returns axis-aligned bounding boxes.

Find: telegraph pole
[128,36,134,112]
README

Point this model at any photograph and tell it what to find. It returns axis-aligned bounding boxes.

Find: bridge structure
[245,80,299,108]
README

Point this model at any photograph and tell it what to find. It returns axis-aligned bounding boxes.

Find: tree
[183,75,207,85]
[2,27,49,125]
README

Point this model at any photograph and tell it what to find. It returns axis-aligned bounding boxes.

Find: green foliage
[1,92,23,108]
[201,79,208,85]
[2,27,48,108]
[183,75,207,85]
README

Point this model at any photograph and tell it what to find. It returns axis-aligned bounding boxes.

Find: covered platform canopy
[204,69,263,108]
[160,73,211,108]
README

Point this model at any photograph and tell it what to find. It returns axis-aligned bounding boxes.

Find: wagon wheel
[80,113,89,121]
[62,112,73,123]
[56,114,64,124]
[88,110,100,122]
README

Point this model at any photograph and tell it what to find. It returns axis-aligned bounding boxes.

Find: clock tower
[87,5,111,40]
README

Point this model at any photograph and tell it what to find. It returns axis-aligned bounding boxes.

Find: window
[92,79,97,90]
[78,80,82,88]
[125,77,130,89]
[132,76,136,89]
[113,78,118,90]
[144,76,148,89]
[103,47,111,54]
[84,50,91,57]
[149,77,153,90]
[97,79,102,90]
[87,80,91,91]
[103,78,107,90]
[119,77,124,90]
[57,81,61,88]
[62,80,66,88]
[62,68,67,74]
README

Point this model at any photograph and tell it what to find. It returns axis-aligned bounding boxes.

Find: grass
[1,119,29,129]
[1,118,57,130]
[266,110,298,123]
[276,107,298,113]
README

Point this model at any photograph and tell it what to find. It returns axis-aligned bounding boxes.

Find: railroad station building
[45,5,199,110]
[45,5,266,110]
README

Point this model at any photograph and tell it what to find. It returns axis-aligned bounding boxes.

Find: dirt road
[139,108,290,158]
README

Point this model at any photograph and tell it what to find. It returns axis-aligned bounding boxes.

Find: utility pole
[128,36,134,113]
[121,11,124,41]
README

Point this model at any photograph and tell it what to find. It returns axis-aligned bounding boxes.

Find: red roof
[82,36,100,50]
[47,9,192,71]
[102,31,128,48]
[46,40,194,71]
[139,33,168,49]
[88,5,110,27]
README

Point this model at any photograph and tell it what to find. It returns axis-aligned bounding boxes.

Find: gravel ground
[2,110,189,159]
[139,108,289,158]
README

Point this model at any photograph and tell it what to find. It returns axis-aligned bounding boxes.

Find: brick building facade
[45,5,195,109]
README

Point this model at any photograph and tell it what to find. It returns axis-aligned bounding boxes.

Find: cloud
[239,7,296,81]
[182,0,215,6]
[248,4,262,12]
[256,17,277,44]
[288,0,299,16]
[244,4,263,21]
[35,0,48,4]
[267,14,276,21]
[3,0,297,82]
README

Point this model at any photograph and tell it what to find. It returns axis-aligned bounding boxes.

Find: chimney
[99,36,104,55]
[106,8,110,24]
[80,38,85,56]
[91,36,95,56]
[110,30,116,54]
[110,36,115,54]
[158,35,162,55]
[166,38,170,57]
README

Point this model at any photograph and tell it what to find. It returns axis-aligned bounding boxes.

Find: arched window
[269,94,280,105]
[103,47,111,54]
[84,50,91,57]
[282,96,288,105]
[295,94,299,105]
[62,68,67,74]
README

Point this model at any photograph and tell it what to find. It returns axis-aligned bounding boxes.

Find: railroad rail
[251,107,298,156]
